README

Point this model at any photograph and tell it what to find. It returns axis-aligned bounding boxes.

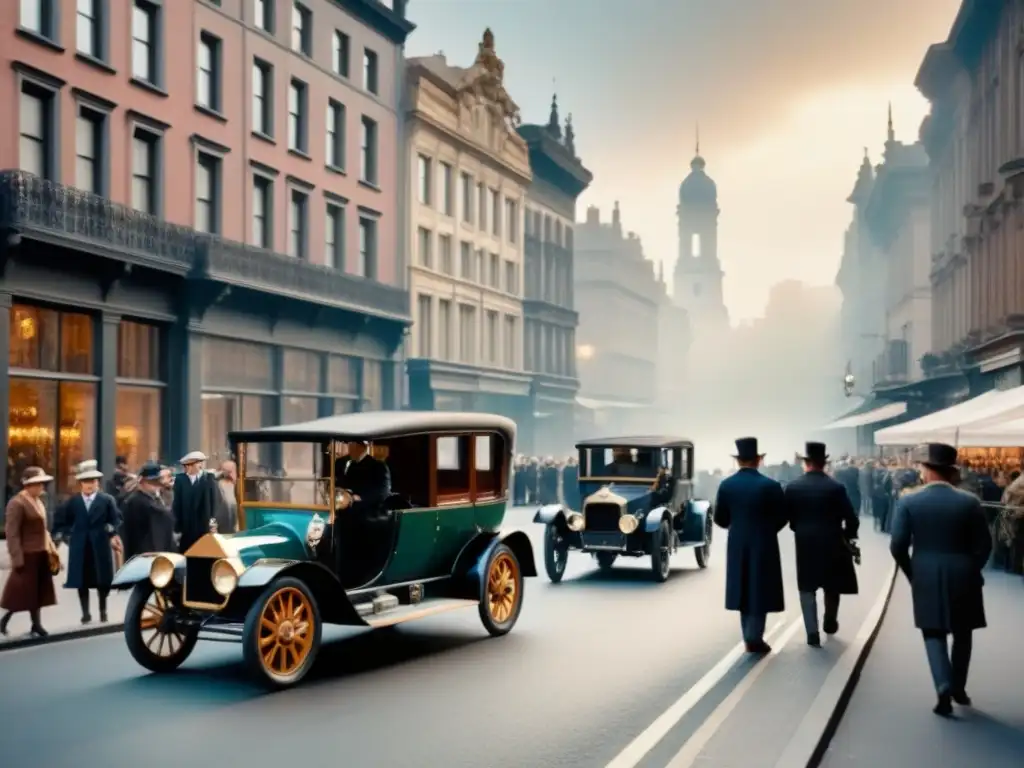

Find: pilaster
[99,313,120,476]
[167,321,204,463]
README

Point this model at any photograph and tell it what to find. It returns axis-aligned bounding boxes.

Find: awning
[956,417,1024,447]
[954,384,1024,431]
[822,400,907,430]
[575,396,651,410]
[874,390,1005,446]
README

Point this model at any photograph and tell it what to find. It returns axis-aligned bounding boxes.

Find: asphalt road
[0,507,798,768]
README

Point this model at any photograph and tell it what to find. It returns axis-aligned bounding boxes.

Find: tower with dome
[671,134,730,332]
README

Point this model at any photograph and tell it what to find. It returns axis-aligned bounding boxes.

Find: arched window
[691,233,701,257]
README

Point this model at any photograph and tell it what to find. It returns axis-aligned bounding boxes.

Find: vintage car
[533,436,713,583]
[111,411,536,688]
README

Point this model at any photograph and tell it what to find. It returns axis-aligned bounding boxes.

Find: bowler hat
[799,441,829,464]
[21,466,54,486]
[138,461,163,481]
[732,437,765,461]
[918,442,958,470]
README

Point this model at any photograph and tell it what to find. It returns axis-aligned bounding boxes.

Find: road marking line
[665,616,805,767]
[603,617,789,768]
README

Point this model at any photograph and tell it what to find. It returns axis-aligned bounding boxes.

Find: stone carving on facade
[457,28,521,132]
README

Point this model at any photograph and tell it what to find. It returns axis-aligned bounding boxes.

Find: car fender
[644,506,672,533]
[237,558,365,625]
[533,504,567,526]
[681,499,712,543]
[111,552,184,589]
[450,529,538,599]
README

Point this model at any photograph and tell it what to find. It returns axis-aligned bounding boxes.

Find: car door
[431,434,476,575]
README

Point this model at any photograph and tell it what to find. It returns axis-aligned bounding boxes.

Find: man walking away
[714,437,787,654]
[890,443,991,717]
[784,442,859,647]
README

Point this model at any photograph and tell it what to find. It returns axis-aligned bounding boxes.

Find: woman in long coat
[53,461,122,624]
[1,467,58,637]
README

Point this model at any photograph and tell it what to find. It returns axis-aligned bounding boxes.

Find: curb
[0,622,124,651]
[773,561,899,768]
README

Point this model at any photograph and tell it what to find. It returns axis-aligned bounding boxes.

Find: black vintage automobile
[533,436,713,582]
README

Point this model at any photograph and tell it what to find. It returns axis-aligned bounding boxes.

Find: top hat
[75,460,104,481]
[732,437,765,461]
[138,461,163,481]
[21,466,54,486]
[180,450,208,465]
[799,441,829,464]
[918,442,958,470]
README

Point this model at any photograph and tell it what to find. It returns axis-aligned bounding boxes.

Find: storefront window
[363,359,383,410]
[7,379,57,500]
[116,386,161,469]
[201,394,275,466]
[283,349,321,392]
[9,304,59,371]
[282,397,318,476]
[327,354,358,415]
[333,399,356,415]
[58,382,96,497]
[118,320,161,380]
[202,337,273,390]
[60,313,94,374]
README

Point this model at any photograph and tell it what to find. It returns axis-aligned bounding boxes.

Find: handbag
[45,532,62,576]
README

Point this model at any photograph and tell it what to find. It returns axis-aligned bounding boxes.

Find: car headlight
[619,515,639,534]
[567,512,585,532]
[211,558,239,596]
[149,555,176,589]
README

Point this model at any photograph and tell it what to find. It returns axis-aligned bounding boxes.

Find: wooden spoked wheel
[479,544,523,637]
[124,581,198,673]
[140,590,189,658]
[243,577,322,688]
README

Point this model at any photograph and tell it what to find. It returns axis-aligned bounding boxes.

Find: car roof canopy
[575,436,693,449]
[230,411,517,445]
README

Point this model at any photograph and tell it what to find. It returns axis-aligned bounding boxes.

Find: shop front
[529,374,578,458]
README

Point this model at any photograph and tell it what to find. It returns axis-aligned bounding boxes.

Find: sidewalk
[0,545,126,647]
[821,570,1024,767]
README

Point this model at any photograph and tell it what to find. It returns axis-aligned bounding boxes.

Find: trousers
[740,612,766,644]
[799,590,840,636]
[922,630,973,695]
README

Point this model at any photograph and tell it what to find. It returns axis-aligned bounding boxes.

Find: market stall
[874,387,1024,446]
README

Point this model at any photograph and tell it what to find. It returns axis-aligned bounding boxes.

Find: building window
[691,233,701,257]
[503,315,516,368]
[490,189,500,236]
[292,2,311,56]
[458,305,476,364]
[488,253,500,288]
[288,79,307,153]
[252,58,272,136]
[327,100,345,169]
[358,217,377,279]
[117,320,163,469]
[505,198,518,244]
[131,1,159,85]
[21,0,56,40]
[440,163,453,216]
[475,248,484,285]
[460,241,472,281]
[363,48,378,94]
[333,30,349,77]
[478,183,487,232]
[326,203,343,268]
[131,127,159,214]
[460,172,473,224]
[362,360,383,411]
[289,189,308,259]
[417,155,432,205]
[327,354,359,414]
[417,227,432,268]
[196,32,221,112]
[75,107,104,195]
[360,116,377,185]
[195,152,220,234]
[438,300,451,360]
[76,0,102,58]
[504,260,516,294]
[439,234,453,275]
[252,175,272,248]
[254,0,273,32]
[200,338,275,464]
[19,85,54,180]
[416,295,432,358]
[486,311,498,364]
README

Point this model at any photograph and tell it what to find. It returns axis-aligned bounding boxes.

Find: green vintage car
[111,411,535,688]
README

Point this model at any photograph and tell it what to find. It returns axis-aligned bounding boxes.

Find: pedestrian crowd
[510,455,581,511]
[1,451,237,639]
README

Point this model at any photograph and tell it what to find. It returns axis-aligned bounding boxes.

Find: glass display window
[363,359,383,410]
[282,349,321,393]
[116,385,161,469]
[9,304,61,371]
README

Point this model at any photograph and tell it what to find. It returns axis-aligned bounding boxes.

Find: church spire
[887,102,894,144]
[695,122,700,156]
[547,92,561,139]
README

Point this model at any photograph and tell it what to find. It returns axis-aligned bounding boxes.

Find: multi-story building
[574,203,662,435]
[1,0,415,502]
[403,30,532,427]
[518,95,592,456]
[918,0,1024,393]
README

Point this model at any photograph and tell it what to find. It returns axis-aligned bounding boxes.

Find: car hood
[183,522,309,567]
[581,482,654,515]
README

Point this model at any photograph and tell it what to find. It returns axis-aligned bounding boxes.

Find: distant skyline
[405,0,961,321]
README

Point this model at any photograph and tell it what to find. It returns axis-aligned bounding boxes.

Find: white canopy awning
[953,384,1024,431]
[822,401,907,430]
[874,389,1010,446]
[956,417,1024,447]
[575,396,650,410]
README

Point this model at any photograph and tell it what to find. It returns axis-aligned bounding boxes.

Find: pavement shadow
[948,710,1024,760]
[558,563,697,589]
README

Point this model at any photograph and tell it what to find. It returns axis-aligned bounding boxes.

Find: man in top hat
[172,450,220,553]
[714,437,788,653]
[121,462,177,560]
[334,440,391,518]
[890,442,991,716]
[783,442,859,647]
[52,460,122,624]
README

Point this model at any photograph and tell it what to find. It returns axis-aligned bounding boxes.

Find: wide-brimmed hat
[180,450,208,465]
[798,441,829,464]
[74,460,104,481]
[21,467,53,486]
[732,437,765,461]
[138,461,163,481]
[917,442,958,470]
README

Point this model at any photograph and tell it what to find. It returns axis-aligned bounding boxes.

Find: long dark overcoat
[172,472,220,553]
[714,468,787,615]
[53,492,121,589]
[890,482,991,632]
[783,470,859,594]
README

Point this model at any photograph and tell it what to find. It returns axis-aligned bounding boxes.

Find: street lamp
[576,344,595,361]
[843,372,856,398]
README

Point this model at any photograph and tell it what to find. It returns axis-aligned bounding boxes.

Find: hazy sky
[406,0,962,321]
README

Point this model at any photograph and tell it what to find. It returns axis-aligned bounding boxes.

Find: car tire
[124,581,199,674]
[596,552,618,571]
[651,519,672,582]
[695,515,713,569]
[543,522,569,583]
[479,543,524,637]
[242,577,323,689]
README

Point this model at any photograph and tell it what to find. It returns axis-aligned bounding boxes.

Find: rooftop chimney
[586,206,599,224]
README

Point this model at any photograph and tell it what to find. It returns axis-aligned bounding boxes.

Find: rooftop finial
[695,122,701,156]
[547,90,561,139]
[887,102,894,143]
[564,113,575,155]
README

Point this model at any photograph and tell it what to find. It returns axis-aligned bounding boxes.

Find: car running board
[363,598,478,629]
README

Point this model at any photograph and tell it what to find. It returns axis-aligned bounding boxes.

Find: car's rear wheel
[124,581,198,674]
[651,519,672,582]
[695,514,713,569]
[242,577,322,689]
[543,522,569,583]
[596,552,618,571]
[479,544,523,637]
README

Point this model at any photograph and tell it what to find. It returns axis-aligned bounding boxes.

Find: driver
[606,448,642,477]
[334,440,391,517]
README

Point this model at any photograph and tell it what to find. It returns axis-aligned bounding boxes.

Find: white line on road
[665,616,805,767]
[603,617,789,768]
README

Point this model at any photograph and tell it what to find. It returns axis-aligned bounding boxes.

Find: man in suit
[714,437,788,653]
[784,442,859,647]
[333,441,392,582]
[172,451,220,553]
[334,441,391,516]
[121,462,177,559]
[890,443,991,717]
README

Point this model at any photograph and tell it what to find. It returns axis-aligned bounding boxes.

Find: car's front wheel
[242,577,322,689]
[124,581,199,674]
[543,523,569,583]
[651,519,672,582]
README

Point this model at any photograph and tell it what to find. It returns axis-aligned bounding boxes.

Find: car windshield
[581,447,661,481]
[239,441,331,506]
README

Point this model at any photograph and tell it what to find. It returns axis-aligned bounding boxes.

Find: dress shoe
[0,611,11,636]
[823,618,839,635]
[933,693,953,717]
[100,611,108,623]
[745,641,772,654]
[30,625,48,638]
[952,690,972,706]
[807,633,821,647]
[81,613,92,625]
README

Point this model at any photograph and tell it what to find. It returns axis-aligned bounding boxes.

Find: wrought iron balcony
[0,170,198,273]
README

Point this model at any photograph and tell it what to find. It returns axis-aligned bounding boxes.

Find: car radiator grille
[584,503,622,533]
[184,557,221,606]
